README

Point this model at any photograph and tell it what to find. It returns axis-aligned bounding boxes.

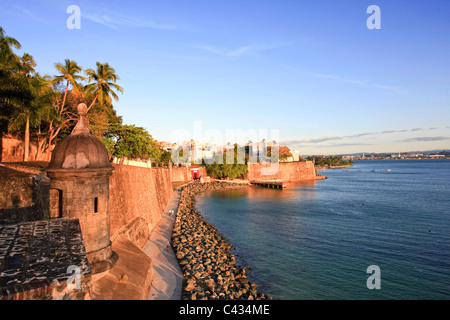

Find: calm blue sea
[195,159,450,300]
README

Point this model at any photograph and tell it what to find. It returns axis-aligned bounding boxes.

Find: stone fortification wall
[108,164,173,248]
[0,161,178,249]
[170,166,191,185]
[0,219,91,300]
[170,165,207,185]
[1,135,49,162]
[0,165,50,224]
[247,161,316,181]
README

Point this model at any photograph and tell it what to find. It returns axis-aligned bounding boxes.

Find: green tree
[16,53,36,76]
[103,123,161,160]
[8,73,55,160]
[84,62,123,111]
[1,28,130,163]
[307,155,353,167]
[204,144,248,179]
[266,145,292,161]
[11,54,36,160]
[0,27,26,135]
[52,59,85,115]
[44,59,86,160]
[0,27,20,65]
[0,30,50,161]
[159,149,172,165]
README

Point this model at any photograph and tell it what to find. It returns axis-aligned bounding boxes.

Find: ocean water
[195,159,450,300]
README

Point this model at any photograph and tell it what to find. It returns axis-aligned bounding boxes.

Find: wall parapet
[0,219,91,300]
[0,165,50,224]
[108,164,173,248]
[247,161,317,181]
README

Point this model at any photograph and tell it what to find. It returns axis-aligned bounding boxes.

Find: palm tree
[0,27,23,136]
[0,28,37,160]
[84,62,123,111]
[0,26,21,65]
[43,59,86,160]
[8,74,54,161]
[17,53,36,76]
[52,59,85,115]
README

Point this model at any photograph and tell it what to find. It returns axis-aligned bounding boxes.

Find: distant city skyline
[1,0,449,155]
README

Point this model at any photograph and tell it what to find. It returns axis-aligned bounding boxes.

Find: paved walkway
[143,189,183,300]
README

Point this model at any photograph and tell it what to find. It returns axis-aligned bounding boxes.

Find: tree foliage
[204,144,248,179]
[103,123,165,162]
[306,155,353,167]
[0,27,29,134]
[85,62,123,111]
[0,27,126,159]
[266,145,292,161]
[0,26,171,163]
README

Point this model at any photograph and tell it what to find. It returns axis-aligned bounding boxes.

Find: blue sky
[1,0,449,155]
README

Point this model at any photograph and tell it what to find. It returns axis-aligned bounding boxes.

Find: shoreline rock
[171,181,273,300]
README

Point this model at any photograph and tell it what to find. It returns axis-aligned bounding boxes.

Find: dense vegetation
[266,145,293,161]
[203,144,303,179]
[0,27,168,163]
[204,144,248,179]
[306,155,353,167]
[103,123,171,163]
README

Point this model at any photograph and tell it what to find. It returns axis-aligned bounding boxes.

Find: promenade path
[143,187,184,300]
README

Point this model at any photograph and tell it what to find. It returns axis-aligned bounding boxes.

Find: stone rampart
[0,219,91,300]
[108,164,173,248]
[247,161,317,181]
[0,134,49,162]
[170,166,191,185]
[170,165,207,185]
[0,165,50,224]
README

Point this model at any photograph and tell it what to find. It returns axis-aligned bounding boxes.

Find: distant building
[291,148,300,162]
[159,141,179,152]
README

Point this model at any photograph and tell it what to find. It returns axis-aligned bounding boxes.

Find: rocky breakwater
[172,181,272,300]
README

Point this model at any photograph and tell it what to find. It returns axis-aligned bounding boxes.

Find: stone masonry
[0,219,90,300]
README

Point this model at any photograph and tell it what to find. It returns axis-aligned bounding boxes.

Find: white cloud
[281,127,445,147]
[83,11,177,30]
[381,129,409,134]
[315,142,373,148]
[282,64,402,92]
[83,14,117,29]
[202,42,291,57]
[282,136,343,145]
[9,5,52,25]
[309,71,402,91]
[401,136,449,142]
[345,132,376,138]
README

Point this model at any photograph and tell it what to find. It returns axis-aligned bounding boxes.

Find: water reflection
[200,181,318,202]
[247,181,317,203]
[194,181,320,299]
[194,161,450,299]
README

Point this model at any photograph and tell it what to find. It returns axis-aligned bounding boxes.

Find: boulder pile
[172,181,272,300]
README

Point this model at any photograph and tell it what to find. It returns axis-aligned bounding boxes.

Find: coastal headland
[172,181,273,300]
[314,164,353,170]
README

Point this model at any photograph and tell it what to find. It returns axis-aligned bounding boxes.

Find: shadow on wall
[0,132,3,162]
[108,164,174,246]
[0,134,50,162]
[0,166,50,224]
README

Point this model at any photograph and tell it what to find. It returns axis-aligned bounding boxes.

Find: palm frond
[85,62,123,109]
